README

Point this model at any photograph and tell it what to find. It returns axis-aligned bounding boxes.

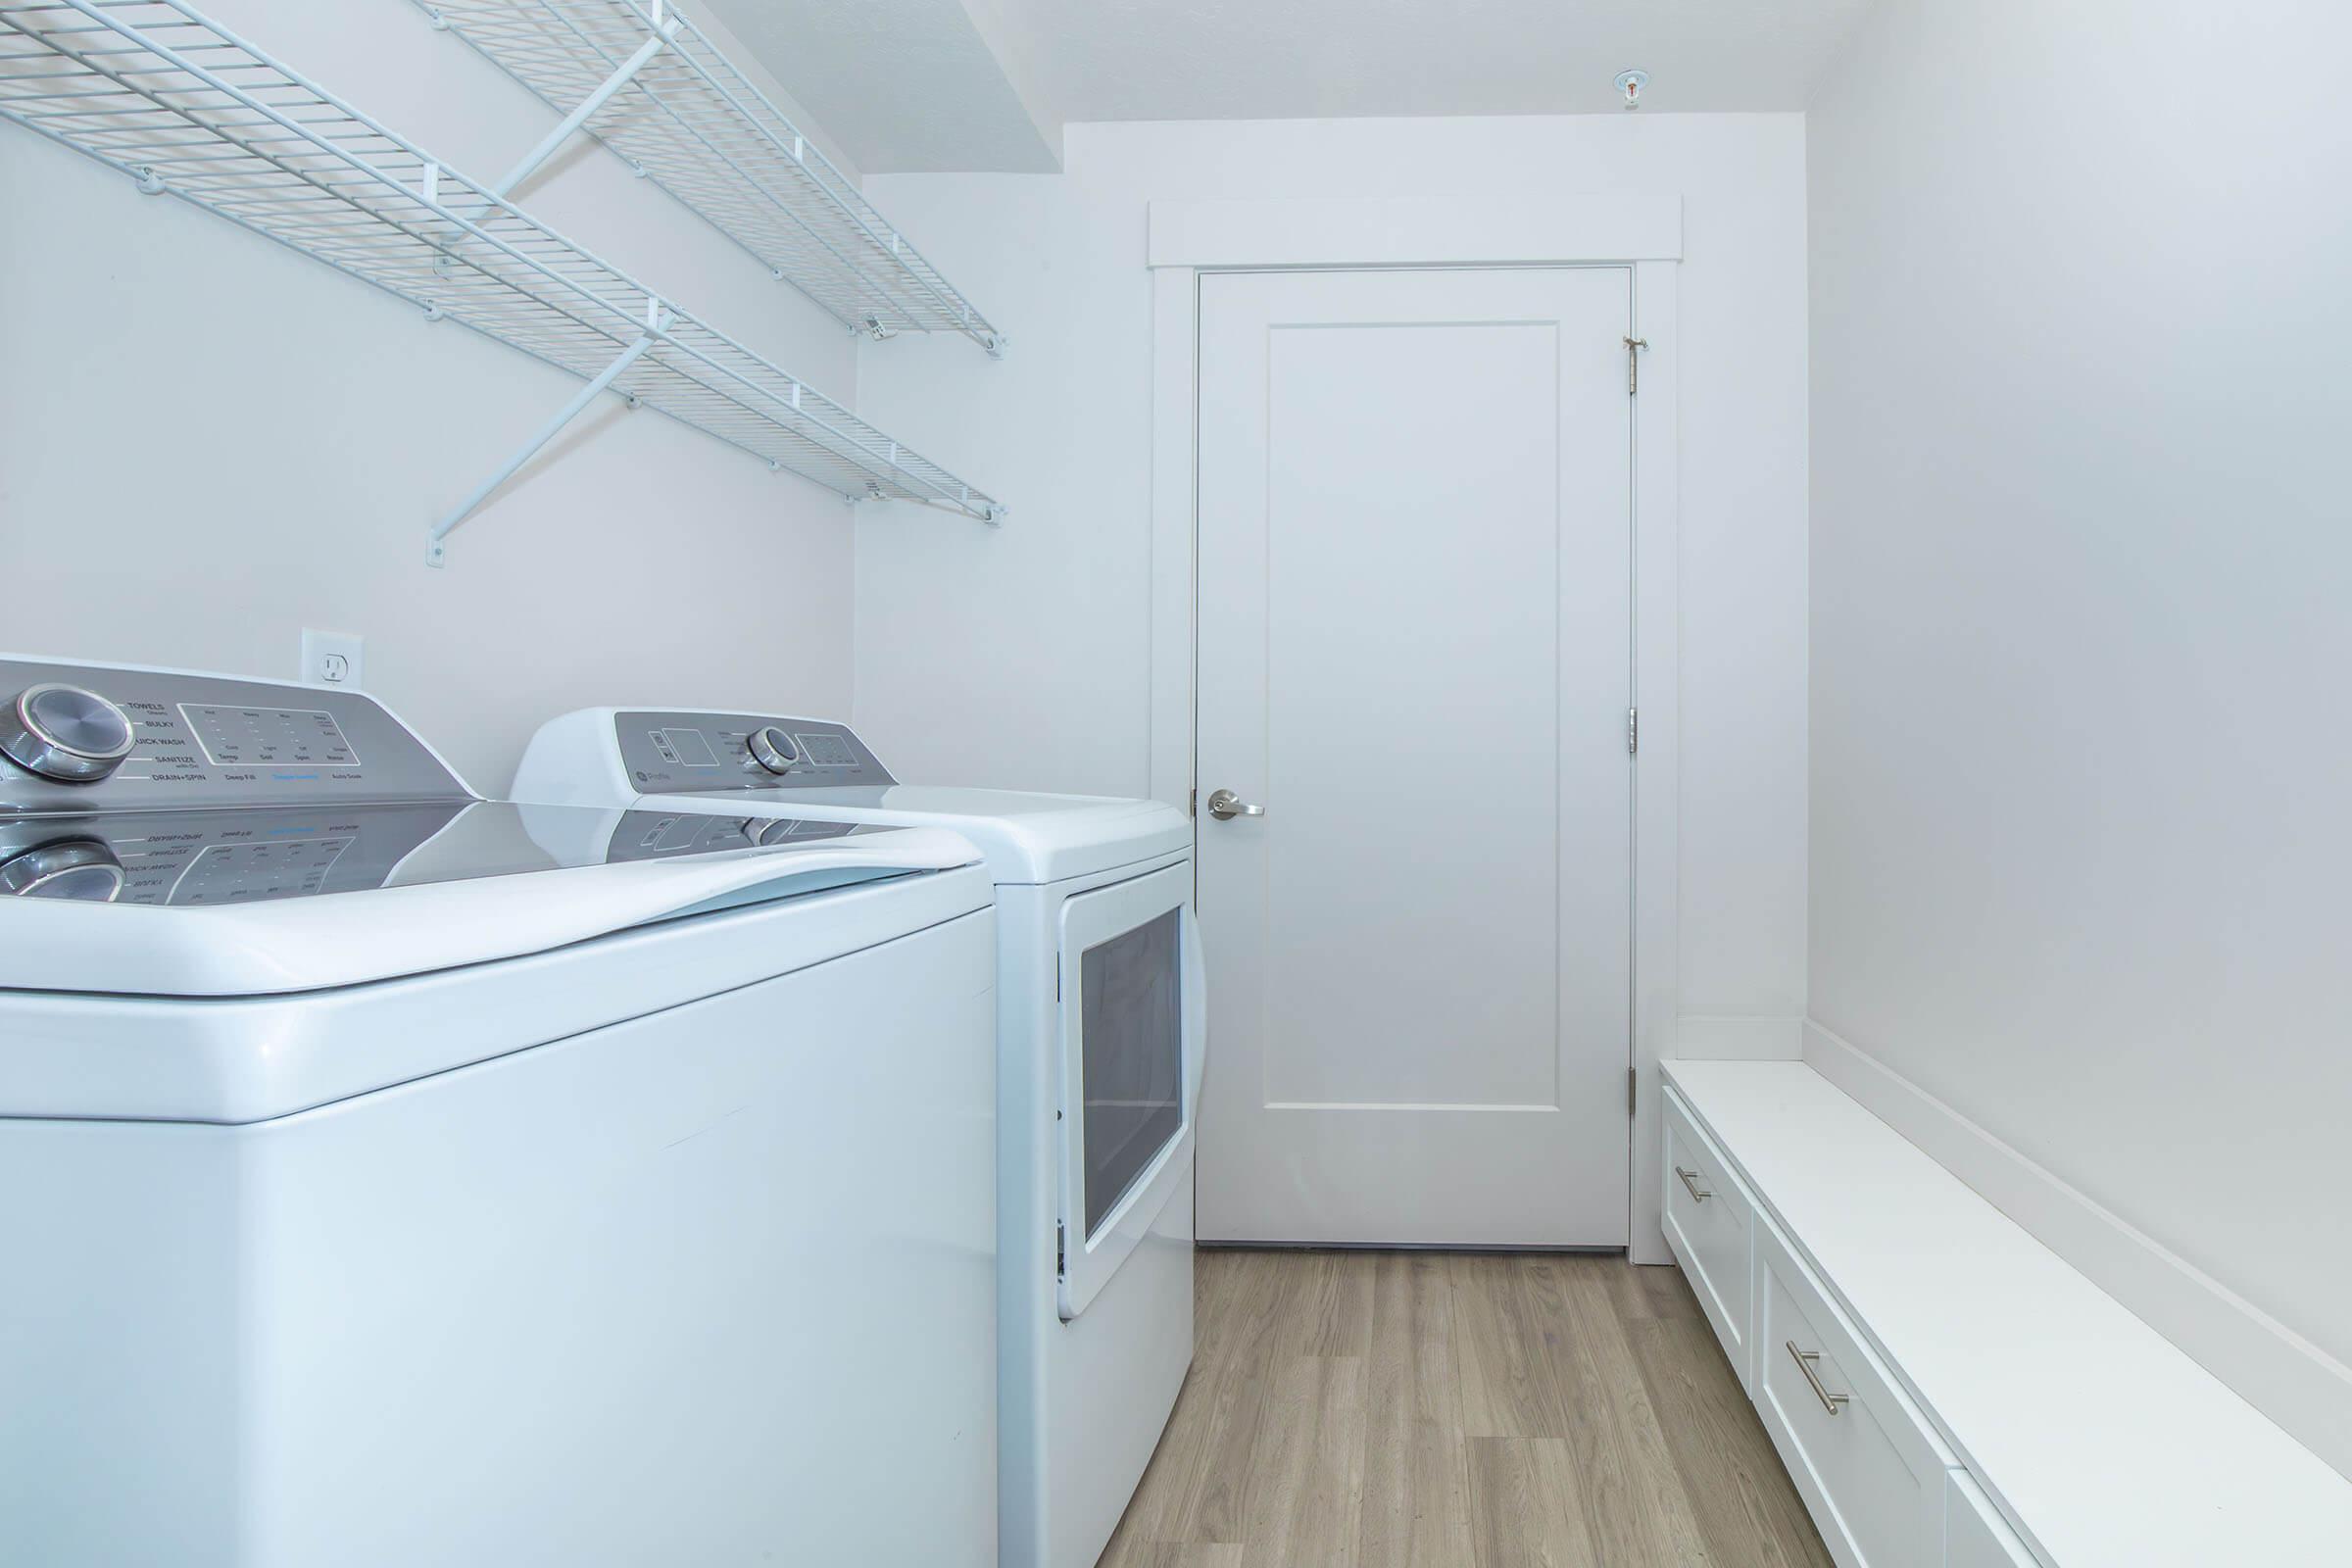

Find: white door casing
[1193,267,1634,1246]
[1145,195,1683,1263]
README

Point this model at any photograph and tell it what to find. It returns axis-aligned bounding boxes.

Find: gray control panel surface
[613,710,897,794]
[0,659,467,814]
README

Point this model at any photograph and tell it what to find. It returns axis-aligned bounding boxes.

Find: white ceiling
[704,0,1880,174]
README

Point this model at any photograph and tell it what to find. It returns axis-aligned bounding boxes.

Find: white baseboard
[1803,1017,2352,1481]
[1676,1013,1803,1059]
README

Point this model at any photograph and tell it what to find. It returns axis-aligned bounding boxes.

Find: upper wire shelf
[419,0,1005,355]
[0,0,1004,564]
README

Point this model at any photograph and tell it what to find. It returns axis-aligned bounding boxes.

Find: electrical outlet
[300,629,365,690]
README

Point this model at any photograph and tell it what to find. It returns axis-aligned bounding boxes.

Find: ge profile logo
[635,769,651,782]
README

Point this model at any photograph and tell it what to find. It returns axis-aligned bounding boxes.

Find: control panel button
[0,683,137,783]
[0,839,124,901]
[747,725,799,776]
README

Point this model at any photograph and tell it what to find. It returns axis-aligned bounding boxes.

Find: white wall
[856,113,1811,1031]
[0,0,874,791]
[1809,0,2352,1462]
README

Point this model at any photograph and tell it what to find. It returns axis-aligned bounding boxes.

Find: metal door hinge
[1629,1067,1639,1116]
[1625,336,1648,395]
[1628,708,1640,755]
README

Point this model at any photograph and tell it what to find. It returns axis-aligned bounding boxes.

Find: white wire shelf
[0,0,1004,565]
[419,0,1005,356]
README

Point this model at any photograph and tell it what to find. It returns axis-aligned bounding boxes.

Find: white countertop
[1664,1058,2352,1567]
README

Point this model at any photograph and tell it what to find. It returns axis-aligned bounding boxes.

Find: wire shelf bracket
[418,0,1007,357]
[0,0,1005,569]
[428,296,666,565]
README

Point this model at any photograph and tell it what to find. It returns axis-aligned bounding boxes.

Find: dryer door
[1054,860,1203,1320]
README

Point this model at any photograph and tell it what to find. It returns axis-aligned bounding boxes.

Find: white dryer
[0,658,999,1568]
[516,708,1201,1568]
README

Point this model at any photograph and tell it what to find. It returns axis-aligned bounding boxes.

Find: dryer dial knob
[0,683,137,783]
[0,838,124,901]
[747,725,799,775]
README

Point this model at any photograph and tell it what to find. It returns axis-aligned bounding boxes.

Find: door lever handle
[1204,788,1264,821]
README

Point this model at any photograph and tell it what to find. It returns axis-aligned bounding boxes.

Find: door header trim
[1147,194,1684,270]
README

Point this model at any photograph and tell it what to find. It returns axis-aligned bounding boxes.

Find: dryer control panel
[0,659,467,815]
[612,710,897,794]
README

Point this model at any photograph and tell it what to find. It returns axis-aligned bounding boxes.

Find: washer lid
[0,801,983,996]
[657,785,1191,884]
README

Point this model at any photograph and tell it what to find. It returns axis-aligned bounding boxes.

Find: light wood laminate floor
[1101,1249,1833,1568]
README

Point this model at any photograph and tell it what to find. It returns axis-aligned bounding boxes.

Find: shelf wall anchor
[427,313,664,566]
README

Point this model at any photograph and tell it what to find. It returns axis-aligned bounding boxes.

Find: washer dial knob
[747,725,799,776]
[0,683,137,783]
[0,839,124,901]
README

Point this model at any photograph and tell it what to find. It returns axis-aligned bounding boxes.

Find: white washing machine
[0,658,1000,1568]
[516,708,1201,1568]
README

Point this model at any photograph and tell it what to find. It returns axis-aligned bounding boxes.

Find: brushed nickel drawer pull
[1787,1341,1850,1415]
[1675,1165,1711,1202]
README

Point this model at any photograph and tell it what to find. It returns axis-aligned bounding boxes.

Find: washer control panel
[0,659,466,815]
[612,710,895,793]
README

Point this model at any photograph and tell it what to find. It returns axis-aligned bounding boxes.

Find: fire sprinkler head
[1615,69,1649,110]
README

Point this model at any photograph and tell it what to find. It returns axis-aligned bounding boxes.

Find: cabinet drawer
[1945,1471,2038,1568]
[1662,1088,1756,1391]
[1753,1215,1955,1568]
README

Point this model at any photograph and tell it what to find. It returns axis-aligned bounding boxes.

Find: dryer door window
[1055,860,1204,1320]
[1081,906,1184,1239]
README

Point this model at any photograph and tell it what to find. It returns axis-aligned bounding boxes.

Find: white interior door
[1195,267,1633,1247]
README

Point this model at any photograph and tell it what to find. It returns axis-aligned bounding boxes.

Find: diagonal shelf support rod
[483,2,679,200]
[428,301,667,566]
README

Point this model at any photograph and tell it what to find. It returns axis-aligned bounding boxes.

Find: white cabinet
[1660,1059,2352,1567]
[1751,1214,1955,1568]
[1662,1088,1757,1390]
[1944,1472,2039,1568]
